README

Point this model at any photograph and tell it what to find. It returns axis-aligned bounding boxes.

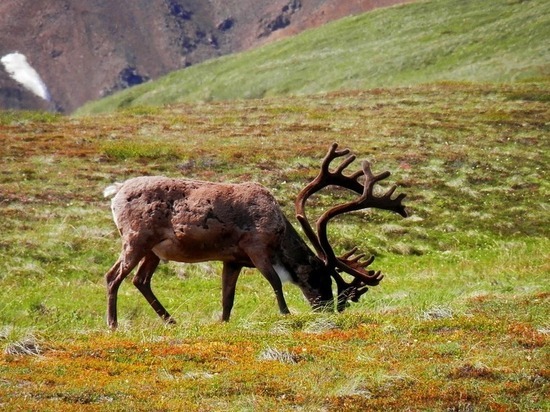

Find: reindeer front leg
[251,257,290,316]
[240,237,291,316]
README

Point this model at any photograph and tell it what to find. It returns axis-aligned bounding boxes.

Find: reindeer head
[295,143,407,312]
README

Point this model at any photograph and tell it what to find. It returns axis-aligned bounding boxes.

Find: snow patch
[1,52,51,101]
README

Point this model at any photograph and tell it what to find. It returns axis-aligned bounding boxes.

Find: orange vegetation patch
[508,323,548,349]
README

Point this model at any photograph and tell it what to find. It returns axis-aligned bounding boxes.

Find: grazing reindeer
[103,143,407,329]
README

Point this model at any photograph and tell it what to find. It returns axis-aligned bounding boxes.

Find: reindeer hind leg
[105,250,145,330]
[221,262,243,322]
[132,251,175,325]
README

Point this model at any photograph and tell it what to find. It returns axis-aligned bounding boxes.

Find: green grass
[1,82,548,410]
[76,0,550,115]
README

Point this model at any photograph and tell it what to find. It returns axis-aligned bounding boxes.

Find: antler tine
[336,255,383,286]
[350,285,370,302]
[335,246,382,286]
[339,247,359,260]
[361,160,408,216]
[321,143,352,173]
[339,247,374,268]
[331,151,355,174]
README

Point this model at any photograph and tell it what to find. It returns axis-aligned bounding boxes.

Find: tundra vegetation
[1,83,548,410]
[1,0,549,409]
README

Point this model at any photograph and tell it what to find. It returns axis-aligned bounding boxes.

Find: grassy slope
[0,82,548,410]
[76,0,550,114]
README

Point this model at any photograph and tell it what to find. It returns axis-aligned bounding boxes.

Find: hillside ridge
[0,0,411,112]
[76,0,550,115]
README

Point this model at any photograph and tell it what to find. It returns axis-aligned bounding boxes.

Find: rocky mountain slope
[0,0,411,112]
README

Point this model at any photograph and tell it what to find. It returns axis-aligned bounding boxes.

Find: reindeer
[103,143,407,329]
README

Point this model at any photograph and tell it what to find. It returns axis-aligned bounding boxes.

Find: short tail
[103,182,124,198]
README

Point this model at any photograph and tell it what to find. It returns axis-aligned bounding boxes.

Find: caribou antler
[295,143,407,304]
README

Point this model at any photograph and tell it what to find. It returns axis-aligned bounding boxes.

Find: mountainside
[0,0,411,112]
[77,0,550,115]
